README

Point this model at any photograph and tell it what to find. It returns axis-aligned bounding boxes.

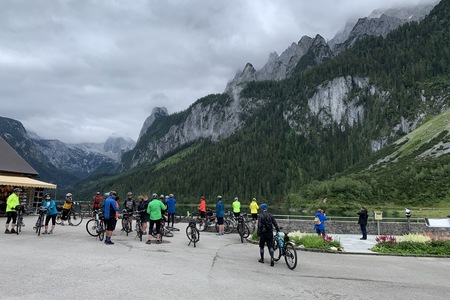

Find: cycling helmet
[44,193,50,198]
[165,196,169,199]
[104,192,109,197]
[159,194,165,200]
[127,192,133,196]
[66,193,72,197]
[260,203,268,210]
[13,188,22,193]
[217,195,222,200]
[252,198,256,201]
[96,192,100,195]
[151,193,158,198]
[200,196,205,199]
[109,191,117,196]
[169,193,174,198]
[234,197,238,200]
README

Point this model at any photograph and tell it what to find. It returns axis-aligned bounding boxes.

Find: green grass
[394,108,450,159]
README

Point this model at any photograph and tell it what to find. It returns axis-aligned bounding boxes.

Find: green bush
[291,234,342,250]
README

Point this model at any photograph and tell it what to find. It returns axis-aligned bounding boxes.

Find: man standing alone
[104,191,119,245]
[357,207,369,240]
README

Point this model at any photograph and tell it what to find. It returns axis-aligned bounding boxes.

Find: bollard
[405,208,411,232]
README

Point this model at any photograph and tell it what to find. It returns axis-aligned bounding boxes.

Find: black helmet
[109,191,117,196]
[14,188,22,193]
[44,193,50,198]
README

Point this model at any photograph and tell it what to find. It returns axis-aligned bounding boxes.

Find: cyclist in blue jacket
[104,191,119,245]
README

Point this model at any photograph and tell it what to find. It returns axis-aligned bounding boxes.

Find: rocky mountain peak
[137,106,169,142]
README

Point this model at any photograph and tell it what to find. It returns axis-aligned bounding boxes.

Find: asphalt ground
[1,216,449,300]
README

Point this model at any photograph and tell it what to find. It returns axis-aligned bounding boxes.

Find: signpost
[374,211,383,235]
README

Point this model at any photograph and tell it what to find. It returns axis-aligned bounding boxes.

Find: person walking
[216,195,225,235]
[249,198,259,224]
[232,197,241,218]
[42,193,58,234]
[257,203,279,267]
[5,188,21,234]
[146,194,167,245]
[166,193,177,228]
[357,206,369,240]
[313,208,327,237]
[104,191,119,245]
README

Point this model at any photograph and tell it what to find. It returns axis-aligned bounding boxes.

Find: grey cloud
[0,0,437,143]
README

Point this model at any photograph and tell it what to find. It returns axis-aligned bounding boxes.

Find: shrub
[397,233,431,243]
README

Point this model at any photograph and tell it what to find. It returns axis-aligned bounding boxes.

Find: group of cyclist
[91,191,177,245]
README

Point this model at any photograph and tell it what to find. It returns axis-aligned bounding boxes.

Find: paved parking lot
[1,216,449,300]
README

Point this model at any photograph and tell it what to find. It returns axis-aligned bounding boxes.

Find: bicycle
[56,202,83,226]
[15,205,25,235]
[121,209,133,236]
[133,211,145,241]
[85,210,105,241]
[186,215,200,247]
[237,213,250,243]
[33,206,47,236]
[151,217,173,241]
[273,227,298,270]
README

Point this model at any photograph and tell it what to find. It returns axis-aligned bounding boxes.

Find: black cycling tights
[167,213,175,226]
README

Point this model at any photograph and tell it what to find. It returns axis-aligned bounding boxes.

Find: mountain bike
[15,205,25,235]
[273,227,297,270]
[85,210,105,241]
[186,216,200,247]
[33,206,47,236]
[121,209,133,236]
[133,210,145,241]
[237,213,250,243]
[56,202,83,226]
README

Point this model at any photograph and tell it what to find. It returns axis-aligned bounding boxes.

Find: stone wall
[275,219,450,235]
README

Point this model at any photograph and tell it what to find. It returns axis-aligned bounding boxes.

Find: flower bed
[371,233,450,256]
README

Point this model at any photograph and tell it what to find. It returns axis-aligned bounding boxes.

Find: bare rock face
[137,107,169,142]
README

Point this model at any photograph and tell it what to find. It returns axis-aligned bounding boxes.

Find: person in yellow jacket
[232,197,241,218]
[5,188,21,234]
[249,198,259,223]
[61,193,74,226]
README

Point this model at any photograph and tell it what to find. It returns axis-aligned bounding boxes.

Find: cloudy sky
[0,0,438,144]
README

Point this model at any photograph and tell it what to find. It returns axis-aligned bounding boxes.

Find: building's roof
[0,136,38,176]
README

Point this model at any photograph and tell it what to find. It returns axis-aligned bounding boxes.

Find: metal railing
[272,214,426,224]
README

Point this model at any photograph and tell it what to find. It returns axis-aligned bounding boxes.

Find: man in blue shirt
[104,191,119,245]
[215,195,225,235]
[165,193,177,228]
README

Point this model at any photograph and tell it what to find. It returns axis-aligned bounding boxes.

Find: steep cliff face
[127,93,256,168]
[138,107,168,142]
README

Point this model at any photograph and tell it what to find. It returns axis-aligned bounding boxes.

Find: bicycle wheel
[273,236,282,261]
[16,214,22,235]
[224,220,233,234]
[186,225,199,242]
[174,213,181,223]
[98,221,105,241]
[69,211,83,226]
[284,243,298,270]
[122,218,131,235]
[135,222,143,241]
[37,216,43,236]
[239,223,244,243]
[242,224,250,239]
[196,219,207,232]
[86,219,99,237]
[56,213,61,225]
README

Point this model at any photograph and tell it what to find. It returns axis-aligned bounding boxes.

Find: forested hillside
[75,0,450,209]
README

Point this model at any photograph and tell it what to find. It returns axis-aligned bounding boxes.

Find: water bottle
[278,232,283,250]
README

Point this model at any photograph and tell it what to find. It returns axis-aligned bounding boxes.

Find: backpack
[314,217,321,225]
